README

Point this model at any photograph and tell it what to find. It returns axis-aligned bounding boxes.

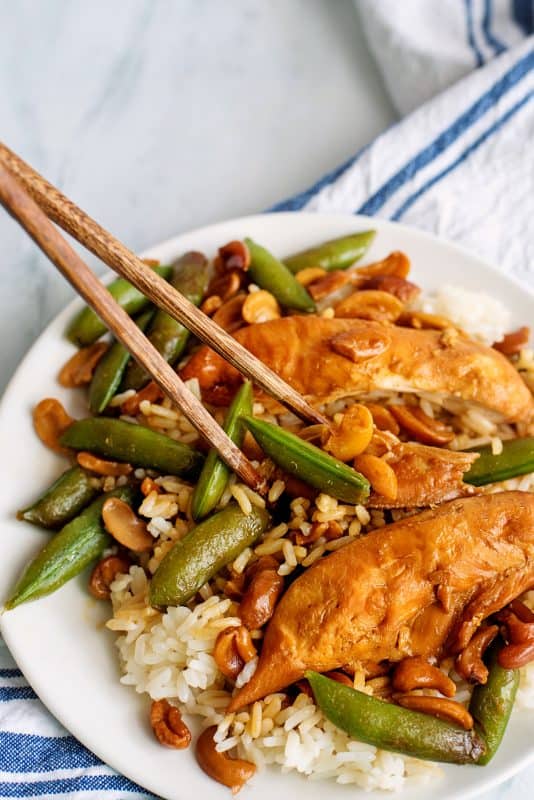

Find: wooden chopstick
[0,142,325,427]
[0,162,267,493]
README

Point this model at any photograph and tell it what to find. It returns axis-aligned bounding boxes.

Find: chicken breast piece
[229,491,534,710]
[369,438,478,508]
[181,317,533,422]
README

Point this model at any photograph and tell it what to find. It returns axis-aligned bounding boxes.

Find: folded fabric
[356,0,532,113]
[1,12,533,800]
[275,37,534,288]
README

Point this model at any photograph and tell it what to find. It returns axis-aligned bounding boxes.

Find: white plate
[1,212,533,800]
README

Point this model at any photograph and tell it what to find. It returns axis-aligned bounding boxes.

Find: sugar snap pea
[66,263,172,347]
[17,466,99,530]
[60,418,203,479]
[306,671,485,764]
[122,252,209,391]
[191,381,253,521]
[284,230,376,273]
[244,238,315,313]
[243,417,369,504]
[150,503,270,606]
[469,639,519,765]
[6,486,135,609]
[89,309,154,413]
[465,437,534,486]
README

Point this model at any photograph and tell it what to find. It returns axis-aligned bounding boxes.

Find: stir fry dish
[8,231,534,793]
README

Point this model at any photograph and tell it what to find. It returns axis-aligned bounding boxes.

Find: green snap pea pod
[122,252,209,391]
[464,437,534,486]
[469,640,519,765]
[306,671,485,765]
[66,263,172,347]
[60,418,203,480]
[150,503,270,606]
[191,381,253,521]
[17,467,99,530]
[89,309,154,413]
[284,230,376,273]
[243,416,369,504]
[6,486,135,609]
[244,238,315,313]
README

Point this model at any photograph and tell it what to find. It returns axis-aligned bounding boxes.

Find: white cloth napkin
[2,4,533,798]
[274,27,534,287]
[356,0,532,114]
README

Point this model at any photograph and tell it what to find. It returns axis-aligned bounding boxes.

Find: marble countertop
[0,0,393,393]
[0,2,532,798]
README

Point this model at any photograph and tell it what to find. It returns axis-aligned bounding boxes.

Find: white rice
[415,284,511,344]
[109,469,534,792]
[108,574,444,790]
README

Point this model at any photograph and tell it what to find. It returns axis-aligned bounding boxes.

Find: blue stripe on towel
[356,49,533,216]
[270,144,370,212]
[512,0,533,34]
[0,670,22,679]
[465,0,485,67]
[0,774,148,797]
[0,733,101,773]
[0,687,37,702]
[391,90,533,220]
[483,0,507,54]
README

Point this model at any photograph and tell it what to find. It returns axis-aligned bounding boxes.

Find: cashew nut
[498,640,534,669]
[389,404,454,446]
[493,326,530,356]
[396,694,473,730]
[365,403,400,434]
[102,497,153,552]
[58,342,108,387]
[242,290,281,324]
[211,293,247,333]
[150,699,191,749]
[353,453,398,501]
[121,381,163,416]
[324,670,353,687]
[239,564,284,629]
[294,520,342,546]
[330,328,391,363]
[214,626,256,680]
[307,270,352,301]
[295,267,327,286]
[196,725,255,793]
[33,398,73,454]
[455,625,498,684]
[322,404,374,462]
[334,290,404,323]
[392,657,456,697]
[89,555,131,600]
[355,251,410,279]
[201,295,223,316]
[77,452,133,477]
[208,270,243,302]
[359,275,420,303]
[215,240,251,273]
[398,310,456,331]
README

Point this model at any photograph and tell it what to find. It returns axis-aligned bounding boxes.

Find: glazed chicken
[229,491,534,710]
[368,435,478,507]
[182,317,533,422]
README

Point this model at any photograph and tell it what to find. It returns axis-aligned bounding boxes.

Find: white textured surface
[0,0,394,395]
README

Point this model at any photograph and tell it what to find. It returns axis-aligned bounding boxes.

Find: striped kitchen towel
[2,7,534,800]
[356,0,533,113]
